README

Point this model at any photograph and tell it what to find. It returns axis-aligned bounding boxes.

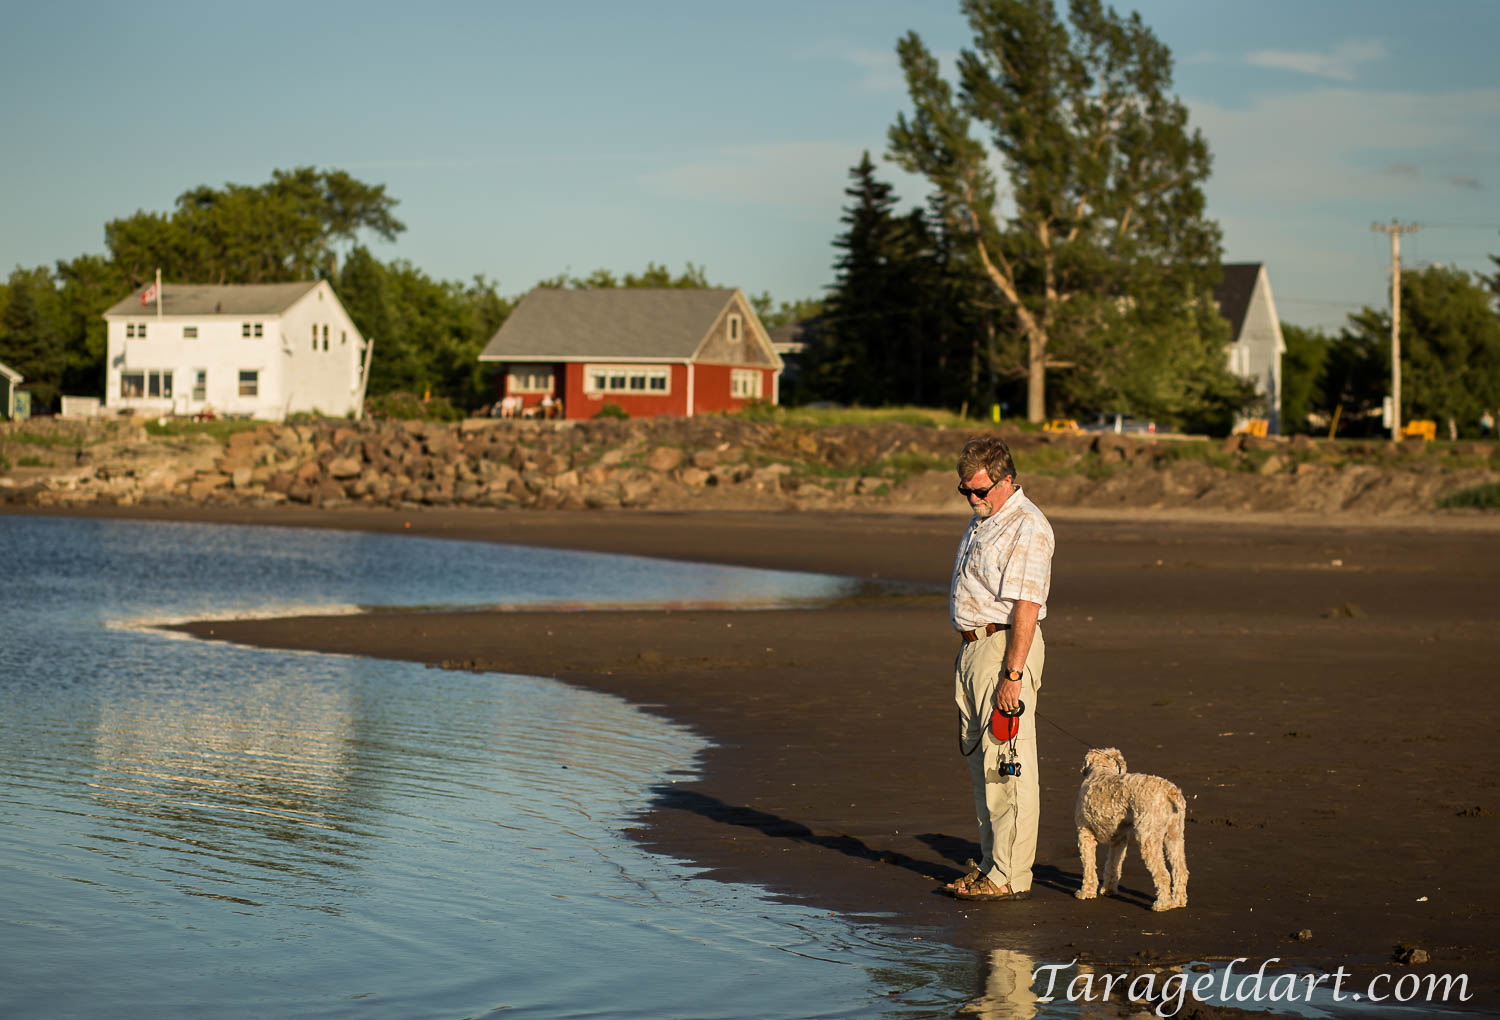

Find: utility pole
[1370,220,1419,440]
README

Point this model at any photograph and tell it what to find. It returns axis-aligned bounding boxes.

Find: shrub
[593,403,629,420]
[1437,483,1500,510]
[365,391,464,421]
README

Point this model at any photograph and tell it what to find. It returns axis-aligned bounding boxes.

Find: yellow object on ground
[1402,419,1436,441]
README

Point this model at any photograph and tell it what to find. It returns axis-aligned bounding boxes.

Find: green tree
[336,247,512,410]
[106,167,404,287]
[1279,323,1331,434]
[887,0,1239,425]
[537,262,713,290]
[54,254,127,397]
[0,267,65,408]
[1330,267,1500,437]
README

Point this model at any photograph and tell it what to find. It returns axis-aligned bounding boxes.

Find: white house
[102,281,372,421]
[1215,263,1286,433]
[0,360,22,420]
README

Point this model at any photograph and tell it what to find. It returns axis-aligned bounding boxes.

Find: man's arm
[997,599,1041,711]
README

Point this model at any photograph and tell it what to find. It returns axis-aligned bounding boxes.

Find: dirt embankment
[2,414,1496,518]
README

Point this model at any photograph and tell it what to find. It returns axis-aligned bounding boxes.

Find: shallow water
[1,515,982,1018]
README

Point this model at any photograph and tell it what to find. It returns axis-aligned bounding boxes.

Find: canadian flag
[140,282,158,307]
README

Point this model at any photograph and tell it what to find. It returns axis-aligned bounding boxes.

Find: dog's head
[1081,747,1127,777]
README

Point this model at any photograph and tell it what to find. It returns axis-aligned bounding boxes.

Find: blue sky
[3,0,1497,331]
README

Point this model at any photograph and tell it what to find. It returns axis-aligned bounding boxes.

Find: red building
[478,288,782,419]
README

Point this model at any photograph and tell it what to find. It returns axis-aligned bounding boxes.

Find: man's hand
[997,677,1022,712]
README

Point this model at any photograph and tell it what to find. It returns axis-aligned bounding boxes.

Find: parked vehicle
[1082,413,1156,435]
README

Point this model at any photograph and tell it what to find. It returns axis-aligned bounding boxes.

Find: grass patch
[1437,483,1500,510]
[4,430,83,448]
[17,455,44,467]
[723,403,976,430]
[144,419,265,442]
[0,454,10,472]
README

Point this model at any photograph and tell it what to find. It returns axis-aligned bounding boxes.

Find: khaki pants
[955,626,1044,893]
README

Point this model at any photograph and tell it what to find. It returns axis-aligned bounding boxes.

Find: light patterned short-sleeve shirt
[949,486,1055,632]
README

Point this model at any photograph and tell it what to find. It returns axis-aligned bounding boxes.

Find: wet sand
[19,504,1500,1007]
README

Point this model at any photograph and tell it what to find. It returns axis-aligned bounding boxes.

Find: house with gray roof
[478,288,782,419]
[1216,263,1285,433]
[103,280,372,420]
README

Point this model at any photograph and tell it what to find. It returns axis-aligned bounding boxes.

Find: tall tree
[105,168,404,287]
[0,268,65,409]
[887,0,1235,423]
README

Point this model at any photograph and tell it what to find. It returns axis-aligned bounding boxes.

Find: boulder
[326,456,362,479]
[646,446,683,472]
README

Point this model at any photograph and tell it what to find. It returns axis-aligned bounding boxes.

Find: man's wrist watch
[1001,667,1023,683]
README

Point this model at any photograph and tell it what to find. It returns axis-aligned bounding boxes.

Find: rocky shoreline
[2,414,1496,518]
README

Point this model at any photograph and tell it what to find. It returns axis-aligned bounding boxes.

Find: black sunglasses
[957,480,999,499]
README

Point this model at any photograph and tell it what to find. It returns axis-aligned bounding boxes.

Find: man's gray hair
[957,436,1017,485]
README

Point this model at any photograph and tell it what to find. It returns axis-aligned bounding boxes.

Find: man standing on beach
[946,436,1054,902]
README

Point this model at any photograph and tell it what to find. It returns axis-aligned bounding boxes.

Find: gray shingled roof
[1215,263,1262,341]
[479,288,741,361]
[103,281,319,317]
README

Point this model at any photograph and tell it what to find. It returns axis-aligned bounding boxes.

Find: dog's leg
[1139,833,1175,911]
[1167,800,1188,908]
[1102,837,1127,895]
[1074,828,1098,900]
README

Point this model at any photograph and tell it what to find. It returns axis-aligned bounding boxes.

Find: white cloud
[1190,86,1500,204]
[1245,38,1386,82]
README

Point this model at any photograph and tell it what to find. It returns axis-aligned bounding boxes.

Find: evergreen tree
[0,268,65,409]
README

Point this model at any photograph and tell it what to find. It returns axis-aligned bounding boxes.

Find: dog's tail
[1167,787,1187,837]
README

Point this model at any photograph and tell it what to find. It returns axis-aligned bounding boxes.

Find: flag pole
[155,268,162,319]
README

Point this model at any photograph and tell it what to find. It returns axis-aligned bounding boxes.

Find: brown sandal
[951,874,1032,901]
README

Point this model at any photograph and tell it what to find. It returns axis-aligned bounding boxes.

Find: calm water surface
[1,515,987,1019]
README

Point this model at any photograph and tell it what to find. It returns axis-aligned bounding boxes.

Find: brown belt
[960,622,1009,643]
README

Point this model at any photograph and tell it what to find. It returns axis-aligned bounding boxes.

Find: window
[583,365,670,396]
[341,330,347,345]
[243,323,252,338]
[322,324,329,351]
[254,322,263,338]
[728,314,742,342]
[192,370,207,402]
[238,370,259,397]
[183,325,198,339]
[126,322,148,339]
[120,370,171,398]
[731,369,763,399]
[508,366,555,393]
[243,322,263,338]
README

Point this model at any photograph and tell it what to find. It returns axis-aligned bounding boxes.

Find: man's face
[960,467,1014,519]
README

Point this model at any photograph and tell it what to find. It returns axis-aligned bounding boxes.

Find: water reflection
[0,514,970,1019]
[960,948,1042,1019]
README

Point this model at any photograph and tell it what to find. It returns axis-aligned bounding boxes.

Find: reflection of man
[945,436,1054,902]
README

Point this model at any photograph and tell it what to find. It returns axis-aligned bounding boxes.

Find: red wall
[689,365,777,415]
[499,362,777,419]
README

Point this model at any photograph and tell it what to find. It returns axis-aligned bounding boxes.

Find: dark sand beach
[22,503,1500,1007]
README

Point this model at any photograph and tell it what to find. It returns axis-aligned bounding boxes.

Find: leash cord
[959,682,1095,757]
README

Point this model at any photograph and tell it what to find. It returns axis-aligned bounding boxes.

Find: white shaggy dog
[1074,748,1188,911]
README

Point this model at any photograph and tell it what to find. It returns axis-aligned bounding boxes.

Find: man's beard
[971,501,995,519]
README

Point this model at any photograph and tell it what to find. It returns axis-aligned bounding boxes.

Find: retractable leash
[959,674,1095,759]
[958,675,1026,774]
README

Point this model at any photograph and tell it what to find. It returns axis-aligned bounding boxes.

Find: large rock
[645,446,683,472]
[326,456,362,479]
